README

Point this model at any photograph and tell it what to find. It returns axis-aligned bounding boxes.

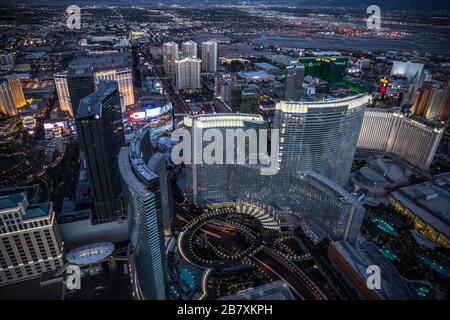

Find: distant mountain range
[6,0,450,10]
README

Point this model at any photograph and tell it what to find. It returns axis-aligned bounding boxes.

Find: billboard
[44,121,66,138]
[129,112,146,120]
[145,106,163,118]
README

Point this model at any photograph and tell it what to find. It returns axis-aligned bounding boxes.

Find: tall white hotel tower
[0,193,64,285]
[175,57,201,91]
[357,109,444,171]
[201,41,218,73]
[181,41,197,58]
[274,94,369,186]
[162,41,179,74]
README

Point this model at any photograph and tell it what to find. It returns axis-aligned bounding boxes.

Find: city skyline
[0,0,449,306]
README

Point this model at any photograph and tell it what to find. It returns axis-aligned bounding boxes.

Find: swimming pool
[380,248,399,261]
[419,257,450,278]
[373,218,398,236]
[417,286,430,298]
[179,268,196,288]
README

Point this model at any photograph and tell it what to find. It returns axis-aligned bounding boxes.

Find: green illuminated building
[299,57,348,83]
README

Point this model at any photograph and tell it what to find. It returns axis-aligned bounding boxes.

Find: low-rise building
[389,172,450,249]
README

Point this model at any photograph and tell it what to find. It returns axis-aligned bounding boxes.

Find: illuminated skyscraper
[299,57,348,83]
[95,68,134,107]
[425,89,444,120]
[201,41,217,73]
[67,67,96,118]
[0,79,16,116]
[76,81,124,223]
[175,57,201,91]
[274,94,368,186]
[54,67,96,118]
[0,74,25,116]
[284,62,305,100]
[184,113,266,206]
[412,82,439,116]
[0,193,64,285]
[435,79,450,121]
[118,126,170,300]
[162,42,179,74]
[54,72,72,116]
[4,74,25,109]
[181,41,197,58]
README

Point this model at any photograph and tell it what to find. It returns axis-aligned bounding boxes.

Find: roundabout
[176,200,328,300]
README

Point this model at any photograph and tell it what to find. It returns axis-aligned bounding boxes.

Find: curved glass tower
[274,94,368,186]
[118,126,170,300]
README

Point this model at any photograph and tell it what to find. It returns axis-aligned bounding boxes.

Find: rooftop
[220,280,295,300]
[391,172,450,237]
[24,202,52,220]
[238,70,273,81]
[77,81,118,119]
[69,52,131,72]
[255,62,279,71]
[66,242,115,265]
[119,147,157,200]
[330,241,414,299]
[0,193,25,211]
[184,113,264,129]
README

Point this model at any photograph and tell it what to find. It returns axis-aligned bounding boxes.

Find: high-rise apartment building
[162,42,179,75]
[357,109,444,171]
[274,94,368,186]
[214,74,237,107]
[181,41,197,58]
[240,89,260,114]
[175,57,201,91]
[76,81,124,223]
[0,193,64,285]
[284,62,305,100]
[201,41,218,73]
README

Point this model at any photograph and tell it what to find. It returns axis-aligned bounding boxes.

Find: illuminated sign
[129,112,146,120]
[44,121,66,131]
[146,107,163,118]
